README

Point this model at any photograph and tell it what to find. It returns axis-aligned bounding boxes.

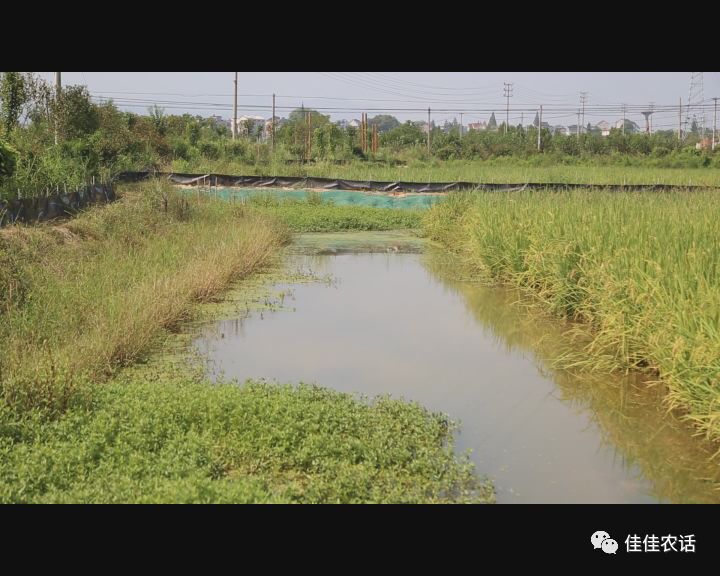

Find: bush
[224,140,248,160]
[0,140,17,179]
[198,141,220,160]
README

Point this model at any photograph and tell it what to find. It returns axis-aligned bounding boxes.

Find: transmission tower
[684,72,705,139]
[649,102,655,134]
[641,110,653,134]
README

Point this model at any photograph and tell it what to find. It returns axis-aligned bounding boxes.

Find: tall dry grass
[0,179,290,412]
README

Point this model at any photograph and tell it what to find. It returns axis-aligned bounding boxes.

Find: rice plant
[424,189,720,446]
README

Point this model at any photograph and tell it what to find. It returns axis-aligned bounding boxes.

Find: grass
[0,373,492,503]
[241,193,423,232]
[423,189,720,447]
[0,180,289,412]
[0,179,492,503]
[171,158,720,187]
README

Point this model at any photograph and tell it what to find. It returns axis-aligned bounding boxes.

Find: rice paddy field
[423,189,720,447]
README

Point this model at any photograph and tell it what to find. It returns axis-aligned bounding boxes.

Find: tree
[186,121,201,146]
[369,114,400,133]
[488,112,497,131]
[381,121,425,148]
[0,139,17,179]
[287,108,330,126]
[532,111,539,127]
[148,104,167,136]
[52,85,99,140]
[0,72,28,136]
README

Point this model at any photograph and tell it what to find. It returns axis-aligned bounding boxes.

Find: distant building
[614,119,640,133]
[410,120,434,133]
[229,115,283,140]
[439,120,460,133]
[596,120,611,136]
[468,121,487,131]
[696,137,712,151]
[263,116,283,139]
[231,115,265,136]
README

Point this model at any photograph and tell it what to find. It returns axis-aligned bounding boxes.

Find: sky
[36,72,720,131]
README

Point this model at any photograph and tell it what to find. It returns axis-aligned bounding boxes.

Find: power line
[93,95,716,115]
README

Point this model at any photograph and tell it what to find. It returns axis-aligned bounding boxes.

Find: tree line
[1,72,717,199]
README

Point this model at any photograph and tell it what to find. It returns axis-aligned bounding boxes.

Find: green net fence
[192,188,446,209]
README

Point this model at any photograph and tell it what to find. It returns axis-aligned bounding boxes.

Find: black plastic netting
[0,185,116,227]
[115,171,712,193]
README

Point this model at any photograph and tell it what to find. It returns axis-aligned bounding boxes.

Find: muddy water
[192,233,720,503]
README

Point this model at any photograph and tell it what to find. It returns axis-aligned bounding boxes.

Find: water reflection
[424,251,720,504]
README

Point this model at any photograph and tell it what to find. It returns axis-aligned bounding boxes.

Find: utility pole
[577,110,581,138]
[503,83,513,134]
[713,97,718,151]
[649,102,655,135]
[233,72,238,140]
[305,110,312,160]
[54,72,61,145]
[362,112,368,153]
[360,113,369,154]
[537,105,542,151]
[580,92,588,132]
[678,98,682,142]
[271,93,275,153]
[427,107,431,154]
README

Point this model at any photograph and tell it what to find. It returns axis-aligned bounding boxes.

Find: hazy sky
[37,72,720,129]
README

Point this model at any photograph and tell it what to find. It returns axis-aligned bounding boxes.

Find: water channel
[191,231,720,503]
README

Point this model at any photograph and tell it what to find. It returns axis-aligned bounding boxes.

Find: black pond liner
[0,185,116,228]
[114,171,717,193]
